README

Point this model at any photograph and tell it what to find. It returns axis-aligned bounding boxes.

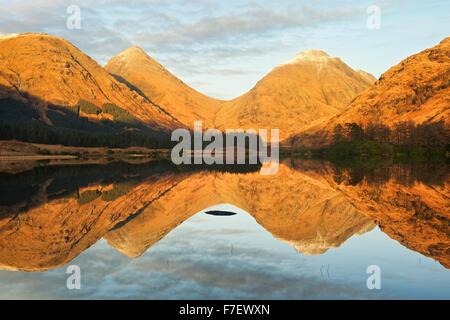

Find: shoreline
[0,155,78,161]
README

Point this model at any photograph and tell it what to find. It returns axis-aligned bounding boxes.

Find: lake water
[0,159,448,299]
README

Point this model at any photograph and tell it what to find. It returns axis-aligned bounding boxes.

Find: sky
[0,0,449,99]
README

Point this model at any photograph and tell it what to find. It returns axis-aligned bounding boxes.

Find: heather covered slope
[215,50,375,141]
[290,37,450,147]
[338,37,450,126]
[3,32,446,149]
[105,46,221,129]
[107,48,375,141]
[0,33,181,137]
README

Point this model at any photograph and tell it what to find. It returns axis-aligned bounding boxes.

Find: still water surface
[0,159,448,299]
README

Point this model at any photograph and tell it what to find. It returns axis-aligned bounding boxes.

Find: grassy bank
[0,140,172,160]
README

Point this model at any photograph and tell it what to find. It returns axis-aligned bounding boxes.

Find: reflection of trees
[330,163,449,187]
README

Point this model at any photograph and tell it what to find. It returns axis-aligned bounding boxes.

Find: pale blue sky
[0,0,449,99]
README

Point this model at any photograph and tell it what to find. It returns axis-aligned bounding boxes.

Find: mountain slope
[106,48,374,140]
[292,37,450,146]
[215,50,375,140]
[0,33,181,133]
[0,33,380,146]
[105,47,221,128]
[356,69,377,83]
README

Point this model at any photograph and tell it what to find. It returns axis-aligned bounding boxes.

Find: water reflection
[0,158,448,298]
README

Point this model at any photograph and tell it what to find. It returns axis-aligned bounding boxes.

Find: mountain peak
[0,33,20,41]
[284,50,332,65]
[110,46,166,71]
[297,49,330,58]
[118,46,150,59]
[106,44,221,128]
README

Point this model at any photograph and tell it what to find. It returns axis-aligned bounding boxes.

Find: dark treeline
[332,120,449,147]
[309,120,450,162]
[284,159,449,187]
[332,163,449,187]
[0,121,170,148]
[0,97,172,148]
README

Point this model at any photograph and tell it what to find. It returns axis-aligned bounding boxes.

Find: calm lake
[0,158,448,299]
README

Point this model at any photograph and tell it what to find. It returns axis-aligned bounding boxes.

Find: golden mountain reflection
[0,159,448,271]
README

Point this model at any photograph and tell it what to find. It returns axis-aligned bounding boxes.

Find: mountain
[3,33,447,149]
[105,46,221,128]
[292,37,450,146]
[0,33,182,145]
[356,69,377,83]
[214,50,375,141]
[106,47,374,141]
[0,34,376,146]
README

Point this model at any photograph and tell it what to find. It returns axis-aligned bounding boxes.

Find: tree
[332,124,345,143]
[365,122,390,143]
[345,123,364,141]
